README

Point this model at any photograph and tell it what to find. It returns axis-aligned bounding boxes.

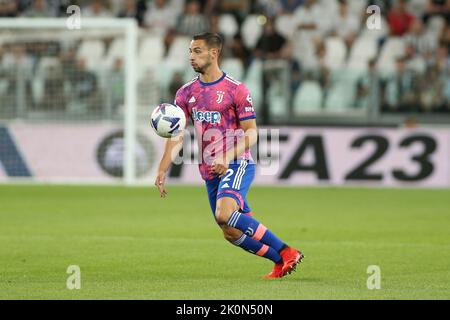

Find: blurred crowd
[1,0,450,120]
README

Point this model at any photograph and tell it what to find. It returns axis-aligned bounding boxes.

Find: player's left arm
[211,118,257,177]
[211,83,257,177]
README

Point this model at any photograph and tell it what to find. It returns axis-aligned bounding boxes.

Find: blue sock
[232,234,282,264]
[227,211,286,253]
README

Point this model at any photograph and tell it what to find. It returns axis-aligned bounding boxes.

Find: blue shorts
[205,159,255,219]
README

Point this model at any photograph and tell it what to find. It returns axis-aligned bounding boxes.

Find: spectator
[439,22,450,52]
[176,0,209,36]
[1,45,33,112]
[293,0,329,48]
[292,0,324,68]
[280,0,304,14]
[42,62,65,111]
[207,11,226,40]
[419,64,446,111]
[22,0,53,17]
[308,41,331,88]
[387,0,415,36]
[355,59,382,114]
[293,0,324,40]
[108,58,124,114]
[432,43,450,72]
[117,0,145,27]
[227,33,252,71]
[329,0,360,50]
[404,116,419,128]
[367,0,393,16]
[254,19,289,60]
[0,0,18,17]
[69,58,97,100]
[423,0,450,23]
[256,0,283,18]
[404,19,437,72]
[215,0,250,27]
[143,0,178,36]
[405,19,437,59]
[2,44,33,74]
[197,0,215,15]
[383,57,419,112]
[409,0,429,19]
[83,0,113,18]
[168,71,185,103]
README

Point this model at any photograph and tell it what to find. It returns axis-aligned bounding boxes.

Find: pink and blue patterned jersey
[174,72,256,181]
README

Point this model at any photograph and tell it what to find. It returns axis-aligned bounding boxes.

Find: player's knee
[215,199,238,225]
[222,227,242,243]
[215,206,230,225]
[215,205,234,225]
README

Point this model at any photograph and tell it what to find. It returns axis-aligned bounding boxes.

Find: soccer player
[154,32,303,279]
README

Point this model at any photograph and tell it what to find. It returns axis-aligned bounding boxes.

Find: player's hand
[211,158,229,178]
[154,171,167,198]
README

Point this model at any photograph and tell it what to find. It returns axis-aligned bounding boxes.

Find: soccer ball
[150,103,186,138]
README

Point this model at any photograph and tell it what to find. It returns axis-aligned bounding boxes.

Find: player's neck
[199,66,224,84]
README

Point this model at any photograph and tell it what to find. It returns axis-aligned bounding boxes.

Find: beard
[192,57,211,74]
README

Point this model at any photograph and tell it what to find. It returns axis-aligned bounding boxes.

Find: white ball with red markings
[150,103,186,138]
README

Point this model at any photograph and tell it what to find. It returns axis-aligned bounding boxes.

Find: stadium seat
[292,81,323,115]
[218,14,238,39]
[166,36,191,66]
[221,58,244,80]
[244,59,263,85]
[241,15,263,48]
[275,14,296,40]
[183,68,198,83]
[266,81,289,118]
[77,40,105,71]
[324,81,356,113]
[359,16,388,40]
[245,78,262,113]
[33,57,62,104]
[427,16,446,39]
[138,35,165,70]
[377,37,406,74]
[36,57,61,78]
[347,0,366,16]
[324,37,347,71]
[347,35,378,72]
[105,38,125,68]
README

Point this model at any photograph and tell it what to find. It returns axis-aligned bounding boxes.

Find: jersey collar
[198,72,227,87]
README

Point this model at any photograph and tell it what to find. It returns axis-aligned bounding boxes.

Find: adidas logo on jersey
[189,96,196,103]
[222,183,230,189]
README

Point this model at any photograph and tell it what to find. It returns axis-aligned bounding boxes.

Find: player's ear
[211,47,220,59]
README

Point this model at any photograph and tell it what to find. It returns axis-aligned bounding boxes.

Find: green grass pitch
[0,185,449,300]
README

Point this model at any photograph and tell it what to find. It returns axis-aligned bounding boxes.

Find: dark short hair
[192,32,223,54]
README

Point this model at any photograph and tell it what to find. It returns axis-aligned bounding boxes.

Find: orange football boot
[263,262,284,279]
[280,247,304,276]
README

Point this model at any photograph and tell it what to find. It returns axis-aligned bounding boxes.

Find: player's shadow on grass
[269,277,319,283]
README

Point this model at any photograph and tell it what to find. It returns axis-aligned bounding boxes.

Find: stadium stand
[1,0,450,125]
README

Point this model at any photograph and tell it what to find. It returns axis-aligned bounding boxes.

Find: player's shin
[227,211,287,253]
[231,234,282,264]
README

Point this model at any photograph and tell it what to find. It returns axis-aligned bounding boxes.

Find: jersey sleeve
[174,88,191,124]
[234,83,256,122]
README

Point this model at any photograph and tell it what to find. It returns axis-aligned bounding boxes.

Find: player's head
[189,32,223,74]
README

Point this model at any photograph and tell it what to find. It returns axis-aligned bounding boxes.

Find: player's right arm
[154,134,184,198]
[155,86,190,197]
